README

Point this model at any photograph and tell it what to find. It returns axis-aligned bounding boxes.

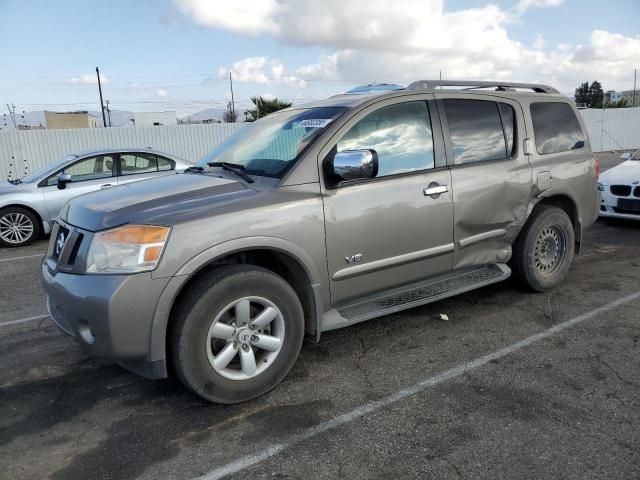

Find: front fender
[147,236,324,363]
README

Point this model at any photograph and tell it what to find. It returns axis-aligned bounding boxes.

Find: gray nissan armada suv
[42,80,600,404]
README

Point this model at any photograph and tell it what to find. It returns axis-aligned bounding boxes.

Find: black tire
[170,265,305,404]
[0,206,41,248]
[512,205,575,292]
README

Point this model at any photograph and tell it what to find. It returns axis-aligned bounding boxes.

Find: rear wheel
[0,207,41,248]
[512,205,575,292]
[170,265,304,404]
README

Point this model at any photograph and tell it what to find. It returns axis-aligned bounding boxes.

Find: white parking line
[0,314,49,327]
[0,253,45,263]
[195,290,640,480]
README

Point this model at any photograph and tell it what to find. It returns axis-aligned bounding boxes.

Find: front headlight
[86,225,170,274]
[597,182,605,192]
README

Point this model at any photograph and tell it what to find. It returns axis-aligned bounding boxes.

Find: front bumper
[599,190,640,221]
[42,262,171,378]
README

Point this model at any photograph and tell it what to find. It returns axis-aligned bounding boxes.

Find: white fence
[0,123,244,180]
[1,108,639,180]
[579,107,640,153]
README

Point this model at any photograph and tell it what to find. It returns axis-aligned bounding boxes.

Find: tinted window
[157,156,174,171]
[46,154,115,186]
[120,153,158,175]
[337,101,434,177]
[499,103,516,157]
[530,102,585,154]
[444,99,508,164]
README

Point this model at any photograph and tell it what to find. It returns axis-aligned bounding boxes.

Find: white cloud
[218,57,307,87]
[68,73,108,85]
[156,88,168,97]
[175,0,639,93]
[173,0,280,35]
[532,34,544,49]
[516,0,564,15]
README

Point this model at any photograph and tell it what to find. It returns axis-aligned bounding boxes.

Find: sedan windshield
[197,106,346,178]
[18,154,78,183]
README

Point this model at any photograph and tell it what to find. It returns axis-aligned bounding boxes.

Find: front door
[322,99,454,304]
[42,154,116,221]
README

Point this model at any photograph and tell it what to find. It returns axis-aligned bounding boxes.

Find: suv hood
[600,160,640,185]
[62,173,253,231]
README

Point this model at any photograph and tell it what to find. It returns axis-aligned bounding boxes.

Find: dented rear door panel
[436,93,534,269]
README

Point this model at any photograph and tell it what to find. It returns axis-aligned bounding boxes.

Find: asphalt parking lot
[1,154,639,480]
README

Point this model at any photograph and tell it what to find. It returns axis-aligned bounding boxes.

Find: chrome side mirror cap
[332,149,379,182]
[57,173,72,190]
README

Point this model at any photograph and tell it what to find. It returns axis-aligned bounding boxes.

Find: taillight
[595,158,600,179]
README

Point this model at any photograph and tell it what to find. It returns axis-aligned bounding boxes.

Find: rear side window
[530,102,585,154]
[443,99,515,164]
[120,153,158,175]
[157,156,174,171]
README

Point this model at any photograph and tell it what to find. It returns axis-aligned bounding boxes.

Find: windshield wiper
[184,166,204,173]
[207,162,255,184]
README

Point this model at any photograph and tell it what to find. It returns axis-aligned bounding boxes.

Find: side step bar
[322,264,510,331]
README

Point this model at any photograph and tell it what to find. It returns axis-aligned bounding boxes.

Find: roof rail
[406,80,559,94]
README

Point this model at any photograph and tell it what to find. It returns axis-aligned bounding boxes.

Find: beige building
[44,111,99,129]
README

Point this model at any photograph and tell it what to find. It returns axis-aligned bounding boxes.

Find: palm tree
[244,96,292,122]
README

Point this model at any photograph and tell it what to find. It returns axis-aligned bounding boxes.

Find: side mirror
[620,152,632,160]
[332,149,379,182]
[57,173,72,190]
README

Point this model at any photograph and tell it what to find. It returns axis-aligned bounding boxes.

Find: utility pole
[633,68,637,108]
[105,100,112,127]
[96,66,107,127]
[229,71,236,119]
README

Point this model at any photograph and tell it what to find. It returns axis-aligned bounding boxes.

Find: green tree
[574,82,590,106]
[244,96,292,122]
[589,81,604,108]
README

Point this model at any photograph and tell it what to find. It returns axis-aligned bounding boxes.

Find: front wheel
[512,205,575,292]
[0,207,41,248]
[170,265,305,404]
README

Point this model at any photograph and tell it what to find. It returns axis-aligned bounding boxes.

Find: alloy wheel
[0,212,34,245]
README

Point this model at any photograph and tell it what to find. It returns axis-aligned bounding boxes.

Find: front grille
[610,185,631,196]
[634,186,640,198]
[614,198,640,215]
[47,222,86,273]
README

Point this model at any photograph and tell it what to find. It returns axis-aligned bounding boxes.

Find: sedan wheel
[0,208,40,247]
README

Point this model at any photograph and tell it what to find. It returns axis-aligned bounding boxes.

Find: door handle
[100,184,113,189]
[423,184,449,197]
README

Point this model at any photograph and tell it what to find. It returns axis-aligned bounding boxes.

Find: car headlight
[86,225,170,274]
[597,182,605,192]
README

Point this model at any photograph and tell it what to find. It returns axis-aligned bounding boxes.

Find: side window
[443,99,510,164]
[45,154,115,186]
[530,102,585,154]
[337,101,434,177]
[499,103,516,157]
[119,153,158,175]
[157,156,174,171]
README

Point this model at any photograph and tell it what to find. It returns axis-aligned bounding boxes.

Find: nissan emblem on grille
[55,231,66,257]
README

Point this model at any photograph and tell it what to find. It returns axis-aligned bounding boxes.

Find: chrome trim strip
[457,229,506,249]
[332,243,455,281]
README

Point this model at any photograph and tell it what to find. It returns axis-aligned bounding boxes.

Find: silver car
[0,148,191,247]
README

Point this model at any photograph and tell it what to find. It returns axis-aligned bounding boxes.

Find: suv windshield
[197,106,346,178]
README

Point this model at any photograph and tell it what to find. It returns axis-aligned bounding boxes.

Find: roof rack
[406,80,559,94]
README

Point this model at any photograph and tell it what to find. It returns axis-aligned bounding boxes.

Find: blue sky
[0,0,638,117]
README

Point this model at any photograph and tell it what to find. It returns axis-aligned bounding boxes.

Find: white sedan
[598,150,640,220]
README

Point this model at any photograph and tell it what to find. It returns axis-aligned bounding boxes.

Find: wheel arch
[531,191,582,252]
[0,203,46,238]
[149,240,325,368]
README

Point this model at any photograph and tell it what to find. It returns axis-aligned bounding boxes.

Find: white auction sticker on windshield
[297,119,333,128]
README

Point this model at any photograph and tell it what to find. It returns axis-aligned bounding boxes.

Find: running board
[321,264,510,331]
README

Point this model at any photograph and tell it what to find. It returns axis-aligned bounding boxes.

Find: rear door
[117,152,176,185]
[321,97,454,304]
[42,153,116,221]
[436,94,531,269]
